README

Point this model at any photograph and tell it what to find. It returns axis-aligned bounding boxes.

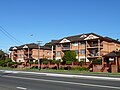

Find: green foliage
[118,66,120,72]
[43,60,49,65]
[31,66,38,69]
[62,51,77,64]
[51,60,60,64]
[42,59,49,65]
[35,60,38,64]
[71,67,89,71]
[66,61,72,65]
[17,62,22,65]
[0,58,17,67]
[7,62,16,67]
[5,58,12,63]
[59,66,64,70]
[79,61,84,66]
[0,50,11,67]
[29,61,34,65]
[92,58,102,65]
[0,60,6,67]
[0,50,5,60]
[42,58,48,61]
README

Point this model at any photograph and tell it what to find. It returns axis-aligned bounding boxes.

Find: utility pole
[37,41,41,70]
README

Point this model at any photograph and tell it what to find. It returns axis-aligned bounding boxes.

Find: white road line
[3,75,120,90]
[46,73,120,81]
[16,87,27,90]
[4,71,18,73]
[1,70,120,81]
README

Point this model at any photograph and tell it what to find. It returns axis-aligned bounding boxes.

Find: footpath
[0,70,120,81]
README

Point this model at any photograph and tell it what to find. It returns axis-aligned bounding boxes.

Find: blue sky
[0,0,120,51]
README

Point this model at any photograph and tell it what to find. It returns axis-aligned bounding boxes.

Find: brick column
[78,42,80,61]
[102,57,104,67]
[98,39,101,57]
[115,57,118,67]
[51,45,54,60]
[85,41,88,63]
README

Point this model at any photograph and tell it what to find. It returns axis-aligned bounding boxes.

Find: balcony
[62,47,70,50]
[14,53,17,56]
[87,53,102,58]
[87,43,103,49]
[13,57,17,60]
[24,51,32,55]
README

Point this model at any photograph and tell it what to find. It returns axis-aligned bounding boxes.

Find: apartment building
[52,33,120,62]
[9,43,52,62]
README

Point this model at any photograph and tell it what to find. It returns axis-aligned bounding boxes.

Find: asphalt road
[0,71,120,90]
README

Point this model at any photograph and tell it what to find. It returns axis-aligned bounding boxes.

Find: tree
[0,57,16,67]
[0,50,5,60]
[62,51,77,64]
[0,60,6,67]
[5,58,13,67]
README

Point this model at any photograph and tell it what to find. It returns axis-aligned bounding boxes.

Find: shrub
[51,60,60,64]
[31,66,38,69]
[0,60,6,67]
[79,61,84,66]
[71,67,89,71]
[59,66,64,70]
[79,67,89,71]
[35,60,38,64]
[29,61,34,65]
[17,62,22,65]
[66,61,72,65]
[42,60,49,65]
[64,66,71,70]
[118,66,120,72]
[7,62,16,67]
[92,58,102,65]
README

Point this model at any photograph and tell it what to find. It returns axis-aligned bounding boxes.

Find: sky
[0,0,120,52]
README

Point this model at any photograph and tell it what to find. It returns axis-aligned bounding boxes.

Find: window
[80,58,85,62]
[47,52,50,55]
[72,42,78,46]
[80,49,85,54]
[21,54,24,58]
[18,54,21,58]
[56,51,61,56]
[56,44,61,47]
[80,42,85,46]
[74,50,78,55]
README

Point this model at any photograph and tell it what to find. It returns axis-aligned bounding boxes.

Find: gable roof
[103,51,120,57]
[9,43,51,51]
[51,33,120,44]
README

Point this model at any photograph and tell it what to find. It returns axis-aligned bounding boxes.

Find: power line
[0,26,22,45]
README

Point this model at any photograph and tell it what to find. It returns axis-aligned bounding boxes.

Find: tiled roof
[104,37,120,44]
[9,43,51,51]
[51,33,120,44]
[103,51,120,57]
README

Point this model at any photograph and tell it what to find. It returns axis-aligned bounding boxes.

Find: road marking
[16,87,27,90]
[3,75,120,89]
[46,73,120,81]
[4,71,18,74]
[1,70,120,81]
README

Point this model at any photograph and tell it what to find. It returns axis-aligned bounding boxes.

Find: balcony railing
[87,44,103,49]
[24,51,32,55]
[87,53,99,57]
[62,47,70,50]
